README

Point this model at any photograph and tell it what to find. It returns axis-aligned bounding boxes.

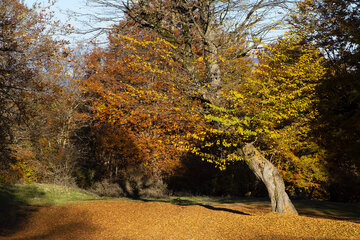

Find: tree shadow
[0,183,97,239]
[0,183,44,236]
[198,204,250,215]
[10,219,96,240]
[294,200,360,224]
[140,197,250,215]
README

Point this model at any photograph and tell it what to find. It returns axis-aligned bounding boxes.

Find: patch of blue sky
[24,0,289,47]
[23,0,117,45]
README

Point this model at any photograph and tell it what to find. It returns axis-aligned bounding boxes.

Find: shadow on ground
[9,213,96,240]
[9,223,89,240]
[294,200,360,223]
[0,183,97,239]
[199,204,250,215]
[0,183,44,236]
[140,197,250,215]
[140,196,360,223]
[217,197,360,223]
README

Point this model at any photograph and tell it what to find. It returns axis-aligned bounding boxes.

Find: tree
[205,32,328,199]
[81,23,205,180]
[85,0,298,213]
[0,0,76,184]
[86,0,289,98]
[291,0,360,201]
[20,55,81,185]
[191,31,328,211]
[0,0,48,178]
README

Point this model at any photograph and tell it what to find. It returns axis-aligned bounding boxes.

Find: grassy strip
[0,183,104,207]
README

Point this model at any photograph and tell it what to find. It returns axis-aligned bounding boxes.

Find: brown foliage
[81,23,205,176]
[0,0,77,184]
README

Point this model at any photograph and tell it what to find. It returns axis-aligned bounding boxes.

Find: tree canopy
[1,0,359,205]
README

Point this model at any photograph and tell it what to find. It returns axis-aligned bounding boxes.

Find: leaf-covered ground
[0,200,359,240]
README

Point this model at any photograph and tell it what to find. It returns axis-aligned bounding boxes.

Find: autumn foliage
[81,24,205,175]
[1,0,359,202]
[195,32,328,197]
[0,0,73,183]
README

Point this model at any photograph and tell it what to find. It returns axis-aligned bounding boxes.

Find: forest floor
[0,200,359,240]
[0,184,359,240]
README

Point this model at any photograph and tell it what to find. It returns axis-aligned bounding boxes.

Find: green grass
[0,183,114,235]
[0,183,104,207]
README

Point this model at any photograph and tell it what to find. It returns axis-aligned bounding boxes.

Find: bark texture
[202,27,222,102]
[242,143,298,215]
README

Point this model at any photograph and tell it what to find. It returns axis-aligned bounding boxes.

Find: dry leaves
[1,201,359,240]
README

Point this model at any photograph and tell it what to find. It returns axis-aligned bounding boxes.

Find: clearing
[0,184,359,240]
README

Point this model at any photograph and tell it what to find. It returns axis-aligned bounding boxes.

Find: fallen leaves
[1,201,359,240]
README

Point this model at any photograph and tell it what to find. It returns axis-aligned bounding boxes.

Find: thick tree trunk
[242,143,298,215]
[202,28,222,103]
[204,29,221,91]
[199,1,222,103]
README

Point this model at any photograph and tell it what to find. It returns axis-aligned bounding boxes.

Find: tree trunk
[204,28,221,91]
[200,3,222,103]
[241,143,298,215]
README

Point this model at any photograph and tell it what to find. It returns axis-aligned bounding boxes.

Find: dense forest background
[0,0,359,203]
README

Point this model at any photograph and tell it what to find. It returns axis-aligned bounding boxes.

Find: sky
[24,0,112,44]
[23,0,287,46]
[24,0,86,23]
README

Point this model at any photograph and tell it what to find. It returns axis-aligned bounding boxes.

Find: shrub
[118,166,168,199]
[139,177,168,198]
[90,179,125,198]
